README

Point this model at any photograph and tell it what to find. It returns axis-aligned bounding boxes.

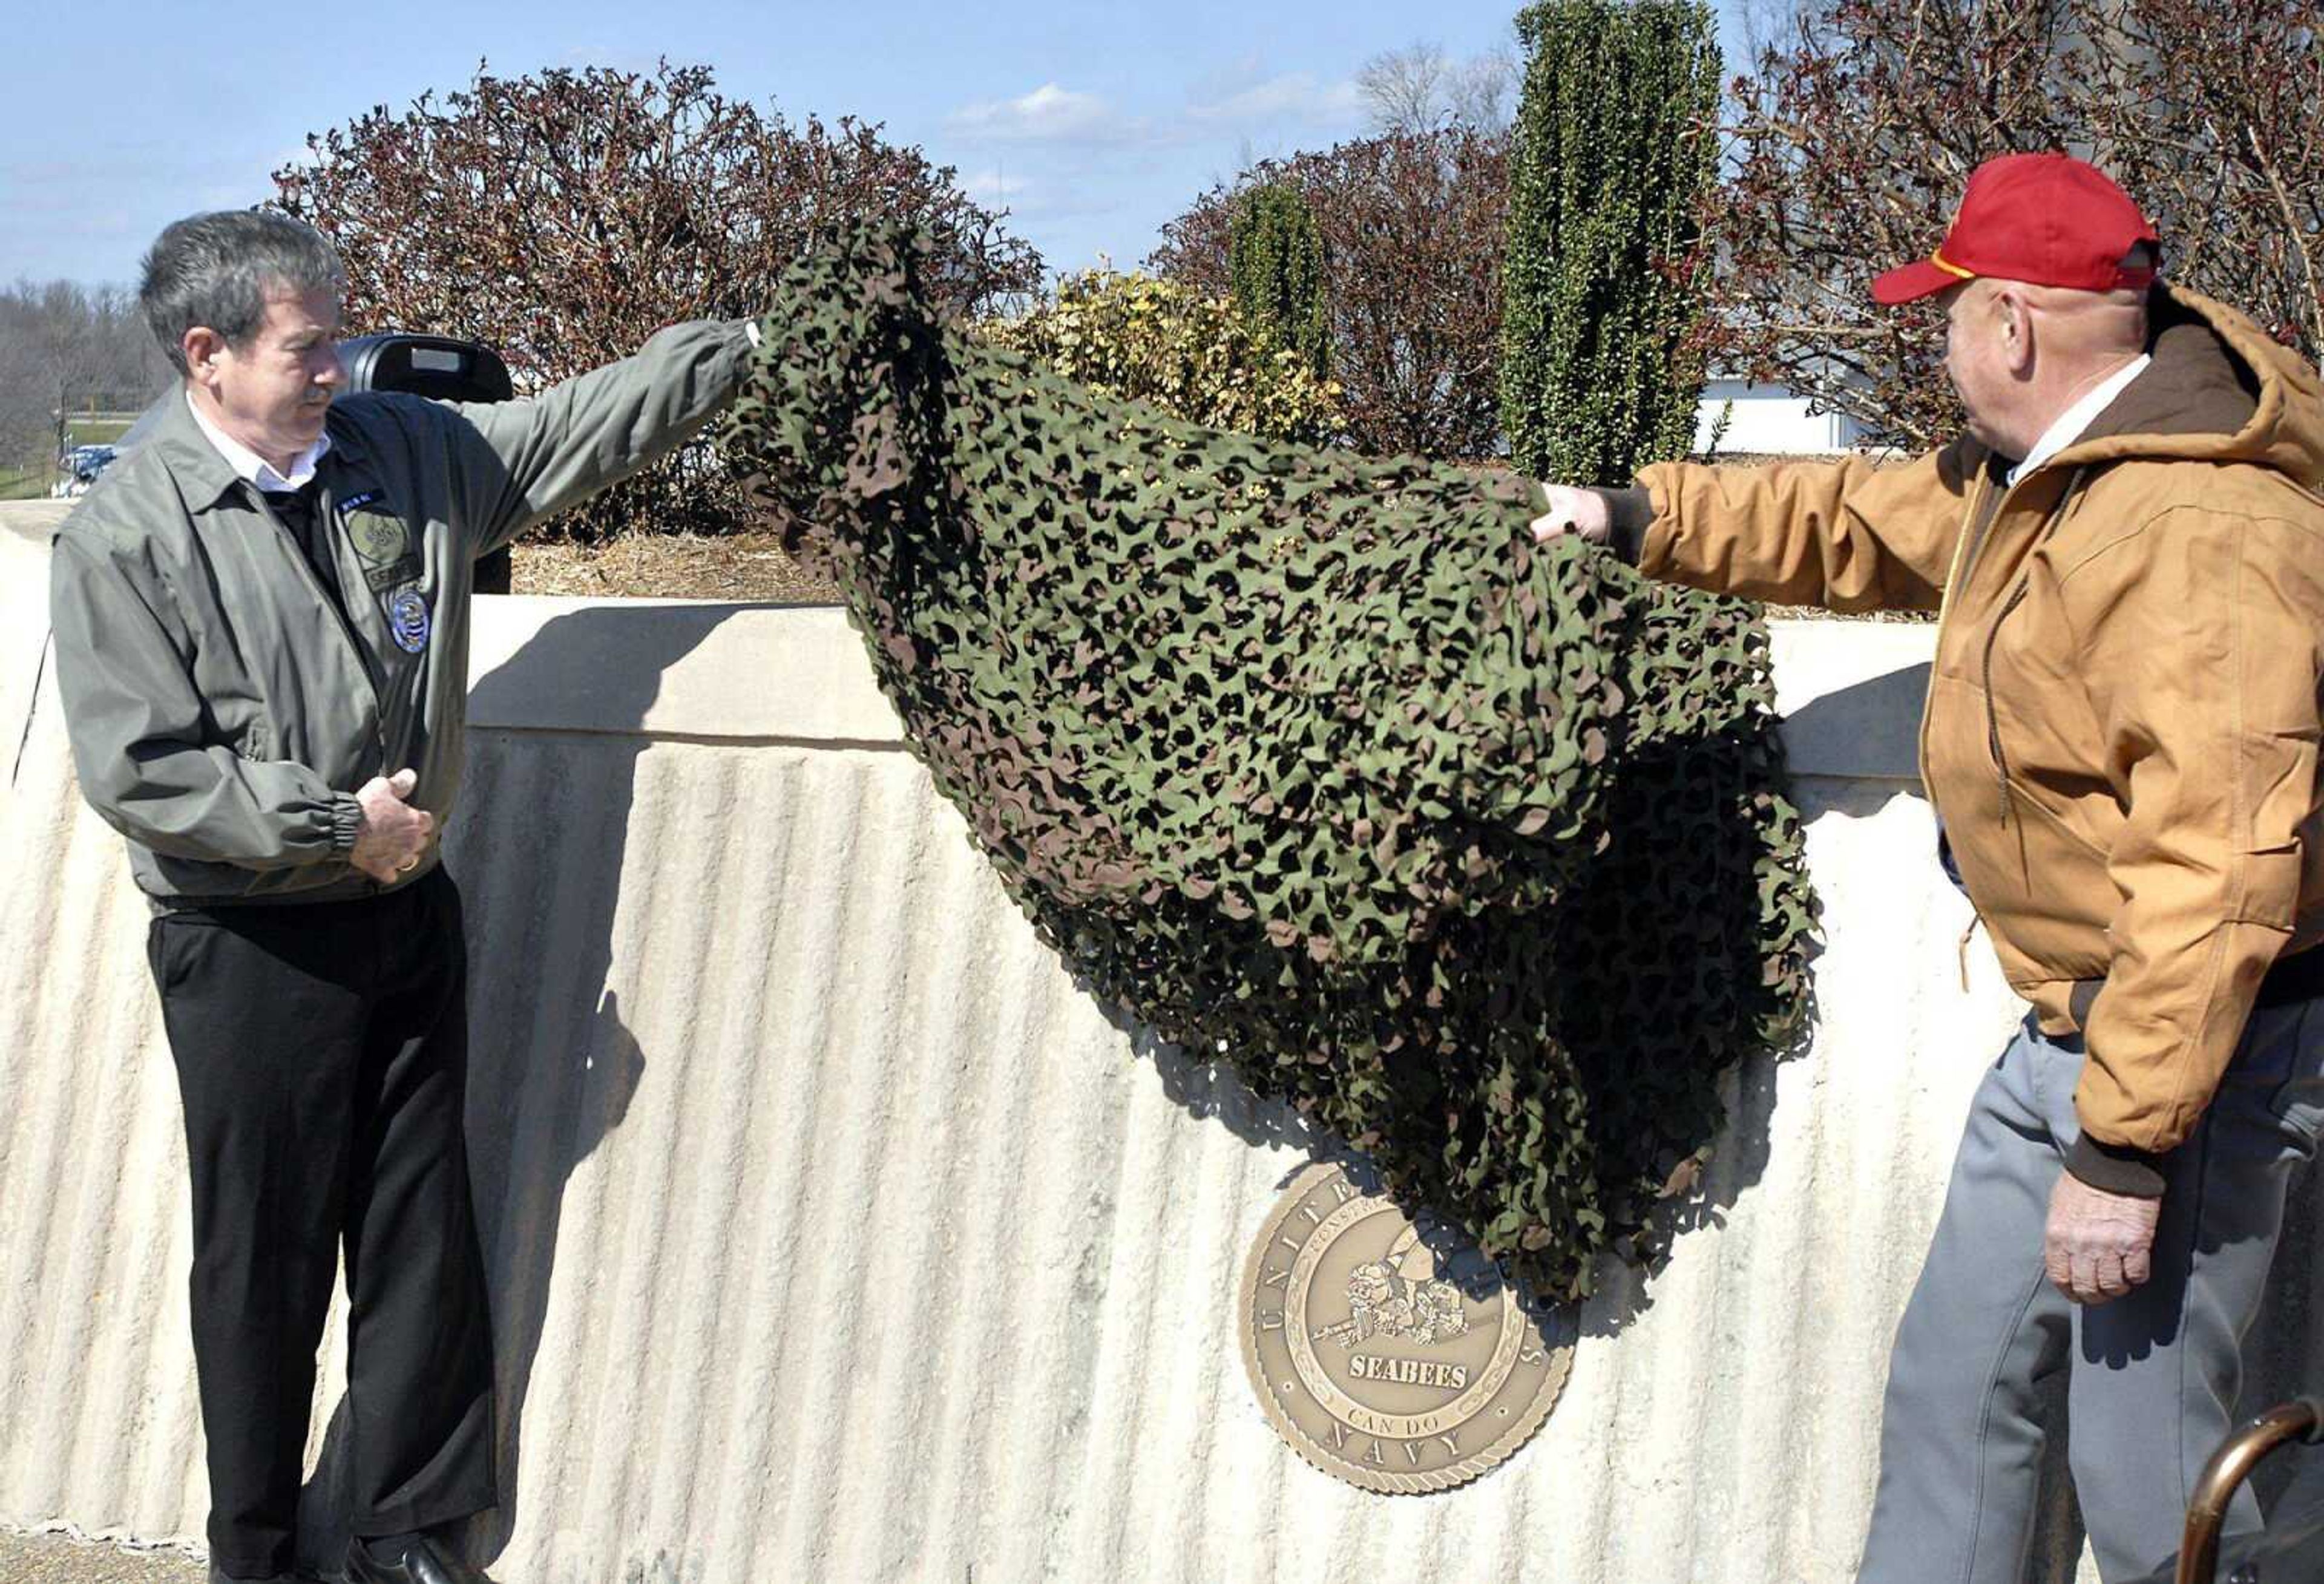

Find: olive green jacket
[48,318,753,908]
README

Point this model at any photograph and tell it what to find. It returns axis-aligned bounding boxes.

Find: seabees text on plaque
[1239,1162,1571,1494]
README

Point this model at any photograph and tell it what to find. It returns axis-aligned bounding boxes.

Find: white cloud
[963,168,1034,206]
[948,83,1149,146]
[1186,71,1363,128]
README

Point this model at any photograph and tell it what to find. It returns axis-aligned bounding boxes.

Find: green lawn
[3,416,139,500]
[0,466,55,502]
[65,417,134,447]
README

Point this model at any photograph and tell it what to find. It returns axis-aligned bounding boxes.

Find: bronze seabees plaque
[1239,1162,1571,1493]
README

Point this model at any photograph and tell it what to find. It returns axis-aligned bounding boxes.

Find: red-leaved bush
[274,60,1043,542]
[1715,0,2324,453]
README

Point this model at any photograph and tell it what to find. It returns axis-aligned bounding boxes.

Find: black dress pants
[146,868,496,1578]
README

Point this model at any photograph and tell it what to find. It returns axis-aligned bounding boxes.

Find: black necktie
[264,479,352,630]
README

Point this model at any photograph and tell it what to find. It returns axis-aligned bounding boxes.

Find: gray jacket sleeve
[48,529,364,868]
[439,318,755,557]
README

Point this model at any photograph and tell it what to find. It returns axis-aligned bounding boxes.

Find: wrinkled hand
[351,768,435,884]
[2044,1171,2161,1305]
[1529,484,1610,546]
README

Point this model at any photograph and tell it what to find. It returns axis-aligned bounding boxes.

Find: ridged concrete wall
[4,501,2319,1584]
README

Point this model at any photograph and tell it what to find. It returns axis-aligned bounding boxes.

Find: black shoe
[208,1569,324,1584]
[343,1533,496,1584]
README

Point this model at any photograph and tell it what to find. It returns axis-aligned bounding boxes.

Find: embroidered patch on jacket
[339,499,411,569]
[386,588,432,654]
[363,556,424,594]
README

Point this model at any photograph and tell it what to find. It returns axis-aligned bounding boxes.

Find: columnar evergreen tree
[1228,182,1332,382]
[1153,130,1511,460]
[1500,0,1722,484]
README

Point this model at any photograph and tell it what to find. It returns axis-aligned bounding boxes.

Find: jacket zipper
[1972,467,2091,833]
[1917,473,1995,779]
[1982,578,2032,827]
[252,483,392,777]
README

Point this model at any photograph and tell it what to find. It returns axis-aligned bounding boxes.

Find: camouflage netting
[721,228,1817,1301]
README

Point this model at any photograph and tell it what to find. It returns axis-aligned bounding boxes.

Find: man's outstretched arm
[1530,442,1982,615]
[438,317,759,558]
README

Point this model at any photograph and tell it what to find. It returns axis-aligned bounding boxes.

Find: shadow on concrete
[1092,1009,1328,1157]
[1558,702,1825,1342]
[1587,650,1943,1342]
[1782,660,1932,784]
[294,601,733,1577]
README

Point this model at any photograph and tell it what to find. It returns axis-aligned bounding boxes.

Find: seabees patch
[338,491,431,654]
[336,491,422,594]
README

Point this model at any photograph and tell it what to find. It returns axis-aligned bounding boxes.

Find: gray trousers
[1856,1002,2324,1584]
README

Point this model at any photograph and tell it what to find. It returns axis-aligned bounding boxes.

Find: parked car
[52,444,119,497]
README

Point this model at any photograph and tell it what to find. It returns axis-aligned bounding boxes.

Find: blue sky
[3,0,1758,290]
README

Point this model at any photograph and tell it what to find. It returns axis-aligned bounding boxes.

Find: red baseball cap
[1872,152,2161,306]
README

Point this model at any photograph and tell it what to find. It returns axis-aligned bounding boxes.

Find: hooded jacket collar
[2046,283,2324,487]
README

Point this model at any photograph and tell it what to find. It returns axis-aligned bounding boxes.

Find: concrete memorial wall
[3,501,2318,1583]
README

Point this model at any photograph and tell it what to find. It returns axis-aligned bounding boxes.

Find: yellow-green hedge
[983,270,1345,447]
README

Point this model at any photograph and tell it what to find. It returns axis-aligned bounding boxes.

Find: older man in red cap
[1538,152,2324,1580]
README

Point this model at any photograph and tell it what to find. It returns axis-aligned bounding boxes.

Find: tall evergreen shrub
[1502,0,1722,483]
[1228,182,1331,383]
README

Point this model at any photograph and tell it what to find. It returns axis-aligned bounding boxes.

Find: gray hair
[139,211,346,376]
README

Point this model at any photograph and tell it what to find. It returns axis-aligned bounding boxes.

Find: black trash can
[336,333,518,592]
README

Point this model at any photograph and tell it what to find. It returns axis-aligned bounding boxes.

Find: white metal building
[1693,375,1869,456]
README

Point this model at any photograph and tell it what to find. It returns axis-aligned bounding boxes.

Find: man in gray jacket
[48,210,757,1584]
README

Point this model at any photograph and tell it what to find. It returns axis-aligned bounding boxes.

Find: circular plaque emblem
[1239,1162,1571,1494]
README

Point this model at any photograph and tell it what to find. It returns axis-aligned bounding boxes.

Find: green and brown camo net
[722,229,1817,1301]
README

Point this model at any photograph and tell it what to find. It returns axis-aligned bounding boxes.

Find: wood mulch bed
[512,531,839,603]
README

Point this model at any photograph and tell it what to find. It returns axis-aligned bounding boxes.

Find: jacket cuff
[328,793,366,856]
[2064,1132,2167,1197]
[1597,486,1656,565]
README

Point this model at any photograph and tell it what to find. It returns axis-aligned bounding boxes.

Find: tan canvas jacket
[1617,286,2324,1190]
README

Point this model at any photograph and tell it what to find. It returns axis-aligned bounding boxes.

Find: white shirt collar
[185,389,332,493]
[2005,354,2151,486]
